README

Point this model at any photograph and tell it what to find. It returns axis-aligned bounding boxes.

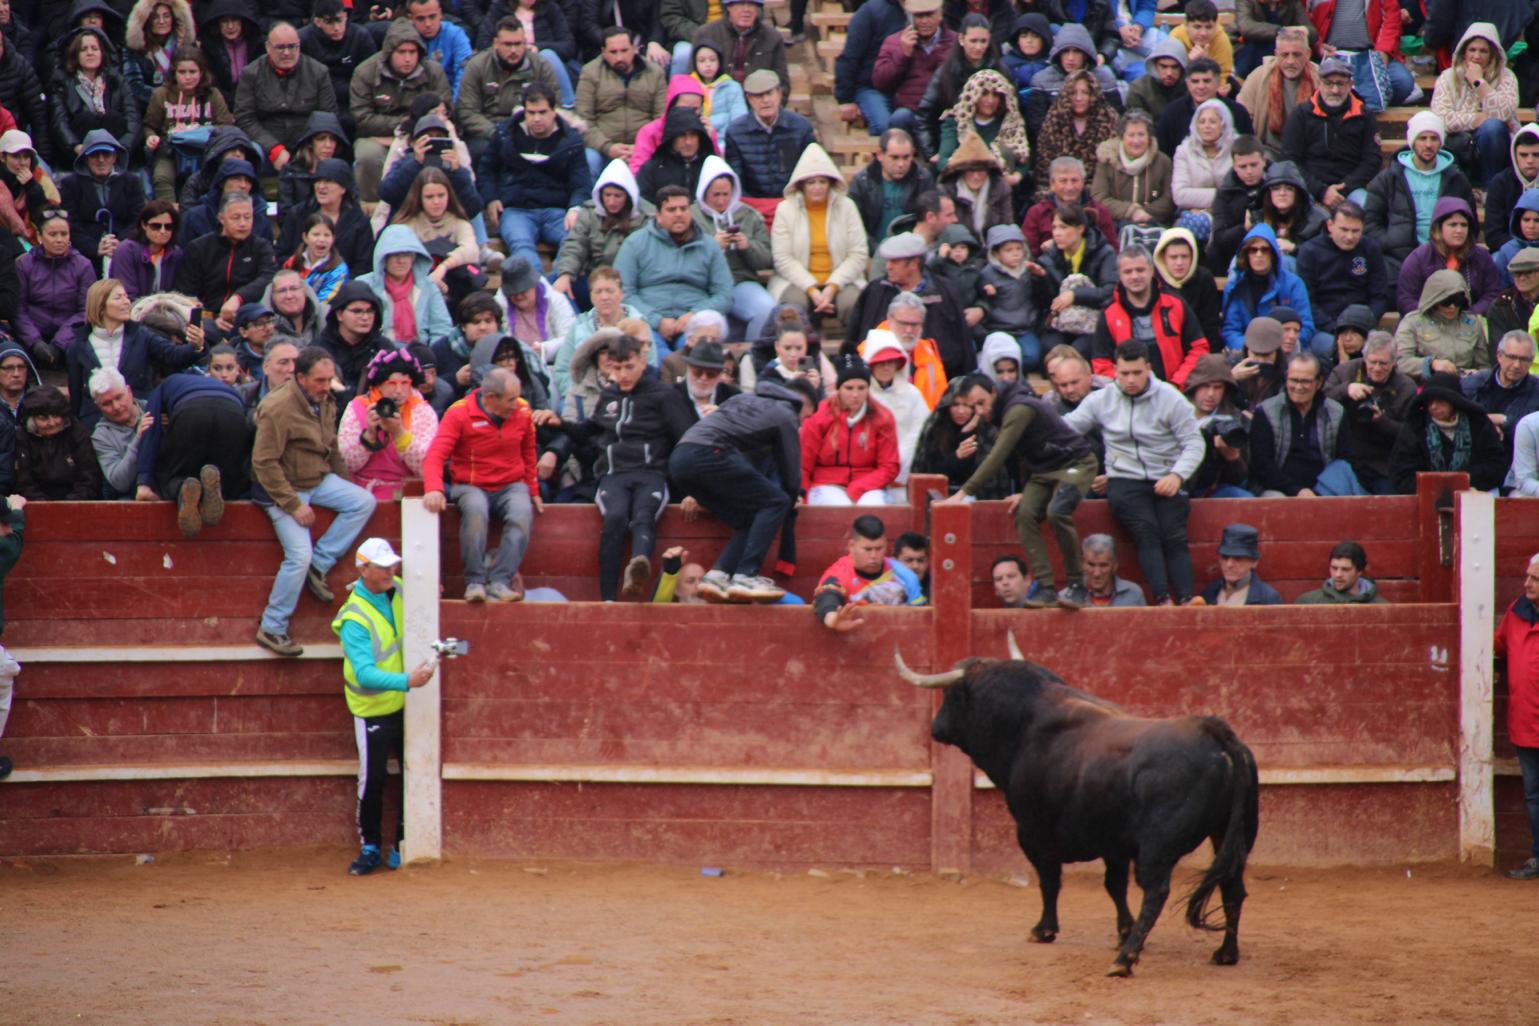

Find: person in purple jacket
[106,200,183,301]
[1396,196,1503,318]
[14,209,96,369]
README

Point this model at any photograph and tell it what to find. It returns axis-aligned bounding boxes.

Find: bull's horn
[1006,630,1024,662]
[894,649,966,688]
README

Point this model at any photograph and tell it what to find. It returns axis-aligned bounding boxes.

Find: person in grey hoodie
[1061,337,1204,604]
[1125,37,1187,122]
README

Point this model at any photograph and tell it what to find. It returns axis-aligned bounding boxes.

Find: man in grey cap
[723,69,818,204]
[1281,55,1381,210]
[848,231,974,377]
[1200,523,1283,606]
[1490,247,1539,341]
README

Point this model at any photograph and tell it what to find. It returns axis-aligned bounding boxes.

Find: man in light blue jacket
[613,184,733,354]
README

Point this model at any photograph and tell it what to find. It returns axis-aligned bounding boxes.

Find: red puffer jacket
[799,396,901,501]
[423,388,537,494]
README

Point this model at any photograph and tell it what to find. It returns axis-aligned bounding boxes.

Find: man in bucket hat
[1200,523,1283,606]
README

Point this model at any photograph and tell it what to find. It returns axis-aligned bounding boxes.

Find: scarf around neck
[383,274,417,343]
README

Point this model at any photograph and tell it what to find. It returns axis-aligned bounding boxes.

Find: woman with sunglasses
[15,209,96,370]
[106,200,181,300]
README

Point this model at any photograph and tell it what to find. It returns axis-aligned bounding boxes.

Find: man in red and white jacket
[1496,552,1539,879]
[799,355,901,505]
[422,367,544,603]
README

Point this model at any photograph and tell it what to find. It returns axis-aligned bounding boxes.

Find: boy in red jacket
[422,367,545,603]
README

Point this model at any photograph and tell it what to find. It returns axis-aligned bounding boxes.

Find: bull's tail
[1185,717,1259,932]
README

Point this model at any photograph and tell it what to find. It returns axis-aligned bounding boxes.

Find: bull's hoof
[1029,927,1057,944]
[1211,946,1240,966]
[1106,961,1134,978]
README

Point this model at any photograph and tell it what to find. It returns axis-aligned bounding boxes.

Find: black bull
[897,634,1259,976]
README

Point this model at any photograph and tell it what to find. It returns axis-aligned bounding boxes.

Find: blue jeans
[1518,746,1539,859]
[450,481,533,587]
[1014,331,1043,374]
[1314,458,1367,496]
[541,48,576,107]
[1385,59,1416,104]
[854,87,891,136]
[499,207,567,273]
[1208,484,1255,499]
[1476,119,1512,186]
[260,473,377,635]
[732,280,777,342]
[585,147,605,180]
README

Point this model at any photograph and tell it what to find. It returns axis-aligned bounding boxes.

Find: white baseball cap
[355,537,402,568]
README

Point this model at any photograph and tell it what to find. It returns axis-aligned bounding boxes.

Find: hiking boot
[1053,588,1083,610]
[697,569,731,603]
[386,847,402,870]
[198,465,224,525]
[487,582,522,603]
[305,564,334,603]
[1506,857,1539,880]
[255,629,303,657]
[463,582,487,603]
[621,555,652,599]
[348,844,384,876]
[176,477,203,538]
[727,574,784,603]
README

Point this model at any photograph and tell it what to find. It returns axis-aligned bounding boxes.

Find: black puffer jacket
[47,29,142,158]
[15,385,102,500]
[0,34,48,149]
[846,157,933,249]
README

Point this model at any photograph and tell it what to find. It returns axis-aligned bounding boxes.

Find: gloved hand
[30,341,61,369]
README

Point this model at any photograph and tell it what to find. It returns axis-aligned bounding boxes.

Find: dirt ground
[2,849,1535,1026]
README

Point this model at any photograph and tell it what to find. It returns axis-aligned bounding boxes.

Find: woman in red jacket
[800,355,900,505]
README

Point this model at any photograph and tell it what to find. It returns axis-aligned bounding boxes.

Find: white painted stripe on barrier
[8,645,344,663]
[974,765,1457,789]
[2,760,370,783]
[1458,490,1497,866]
[402,497,443,864]
[442,764,936,788]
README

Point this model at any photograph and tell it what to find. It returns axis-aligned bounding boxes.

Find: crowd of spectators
[0,0,1536,640]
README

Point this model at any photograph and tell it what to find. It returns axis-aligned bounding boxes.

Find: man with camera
[1182,353,1252,498]
[1323,332,1416,495]
[332,537,435,877]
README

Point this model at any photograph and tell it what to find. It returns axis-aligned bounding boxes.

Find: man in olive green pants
[936,375,1098,607]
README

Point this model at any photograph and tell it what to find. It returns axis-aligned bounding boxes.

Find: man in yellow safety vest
[332,537,434,876]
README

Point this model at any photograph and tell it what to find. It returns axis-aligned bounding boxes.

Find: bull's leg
[1102,857,1133,945]
[1027,857,1062,943]
[1108,860,1174,977]
[1211,872,1247,966]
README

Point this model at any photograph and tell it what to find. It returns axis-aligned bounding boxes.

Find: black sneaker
[348,845,384,876]
[0,754,12,780]
[255,628,303,657]
[306,564,334,603]
[1506,857,1539,879]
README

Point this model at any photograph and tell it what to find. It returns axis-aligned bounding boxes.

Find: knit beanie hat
[834,354,871,385]
[1407,110,1446,145]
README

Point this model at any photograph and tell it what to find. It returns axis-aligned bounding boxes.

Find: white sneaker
[487,582,522,603]
[697,569,731,603]
[727,574,784,603]
[463,582,486,603]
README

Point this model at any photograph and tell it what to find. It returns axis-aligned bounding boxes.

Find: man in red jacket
[1497,552,1539,879]
[422,367,545,603]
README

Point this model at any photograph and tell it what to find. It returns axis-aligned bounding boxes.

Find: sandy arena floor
[3,849,1536,1026]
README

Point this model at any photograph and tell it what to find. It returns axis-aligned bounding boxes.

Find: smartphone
[426,137,452,154]
[798,356,816,371]
[187,306,203,326]
[725,221,741,235]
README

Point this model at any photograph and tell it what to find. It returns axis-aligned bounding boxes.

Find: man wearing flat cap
[848,232,974,378]
[724,69,818,206]
[1491,246,1539,341]
[1281,55,1380,210]
[1200,523,1283,606]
